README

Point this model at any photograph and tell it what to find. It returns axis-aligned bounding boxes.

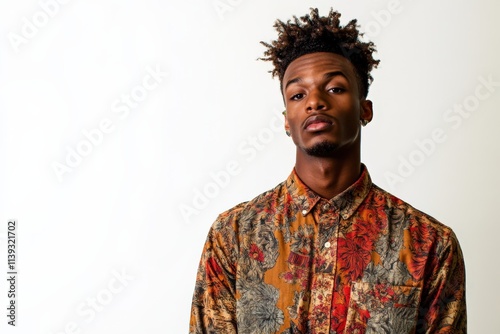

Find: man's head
[260,8,379,99]
[260,8,379,160]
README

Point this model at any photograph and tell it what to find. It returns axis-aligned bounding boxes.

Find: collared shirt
[189,166,466,333]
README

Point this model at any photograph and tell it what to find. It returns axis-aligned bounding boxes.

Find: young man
[189,8,466,334]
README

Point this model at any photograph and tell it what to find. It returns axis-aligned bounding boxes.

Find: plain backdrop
[0,0,499,333]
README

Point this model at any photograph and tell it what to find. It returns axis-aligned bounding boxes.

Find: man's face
[282,52,372,158]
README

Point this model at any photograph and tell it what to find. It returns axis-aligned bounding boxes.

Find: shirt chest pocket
[344,282,421,334]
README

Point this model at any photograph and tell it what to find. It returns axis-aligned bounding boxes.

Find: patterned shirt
[189,166,466,333]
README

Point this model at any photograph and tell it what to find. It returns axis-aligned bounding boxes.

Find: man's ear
[283,110,290,133]
[360,100,373,123]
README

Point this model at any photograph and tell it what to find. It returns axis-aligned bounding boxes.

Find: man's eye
[290,93,304,100]
[328,87,344,93]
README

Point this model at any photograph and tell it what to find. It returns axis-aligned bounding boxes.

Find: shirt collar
[285,164,373,219]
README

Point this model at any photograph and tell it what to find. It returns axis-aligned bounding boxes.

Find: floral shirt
[189,166,466,333]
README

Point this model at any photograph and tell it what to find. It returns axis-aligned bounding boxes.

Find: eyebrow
[284,71,348,90]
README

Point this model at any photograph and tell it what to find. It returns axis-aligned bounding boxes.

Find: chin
[304,140,339,157]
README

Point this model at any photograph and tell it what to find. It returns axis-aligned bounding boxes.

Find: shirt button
[323,204,330,210]
[302,209,308,216]
[324,242,331,248]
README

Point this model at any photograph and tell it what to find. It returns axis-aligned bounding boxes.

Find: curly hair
[260,8,380,98]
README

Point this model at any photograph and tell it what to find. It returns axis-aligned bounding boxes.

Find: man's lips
[303,115,334,132]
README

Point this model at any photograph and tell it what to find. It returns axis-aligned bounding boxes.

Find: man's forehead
[282,52,357,84]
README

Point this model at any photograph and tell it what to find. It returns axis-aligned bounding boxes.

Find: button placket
[315,210,340,271]
[310,210,340,334]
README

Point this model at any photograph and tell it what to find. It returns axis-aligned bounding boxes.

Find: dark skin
[282,52,373,199]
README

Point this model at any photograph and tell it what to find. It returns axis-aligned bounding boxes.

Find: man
[189,8,466,334]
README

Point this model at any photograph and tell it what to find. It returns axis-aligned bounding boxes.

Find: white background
[0,0,499,333]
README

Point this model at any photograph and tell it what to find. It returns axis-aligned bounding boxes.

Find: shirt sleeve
[418,229,467,333]
[189,218,238,334]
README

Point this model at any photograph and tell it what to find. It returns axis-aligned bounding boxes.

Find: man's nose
[306,89,329,112]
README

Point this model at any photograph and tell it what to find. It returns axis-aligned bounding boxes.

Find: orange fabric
[189,166,466,333]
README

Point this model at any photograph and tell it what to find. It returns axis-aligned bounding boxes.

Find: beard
[304,140,339,157]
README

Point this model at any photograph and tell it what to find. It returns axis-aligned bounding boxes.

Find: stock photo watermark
[213,0,405,31]
[179,108,284,224]
[340,0,404,60]
[7,0,74,53]
[51,64,167,183]
[384,74,499,190]
[6,220,18,326]
[47,268,134,334]
[213,0,245,20]
[364,0,404,38]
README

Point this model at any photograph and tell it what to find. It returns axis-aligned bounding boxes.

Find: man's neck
[294,151,361,199]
